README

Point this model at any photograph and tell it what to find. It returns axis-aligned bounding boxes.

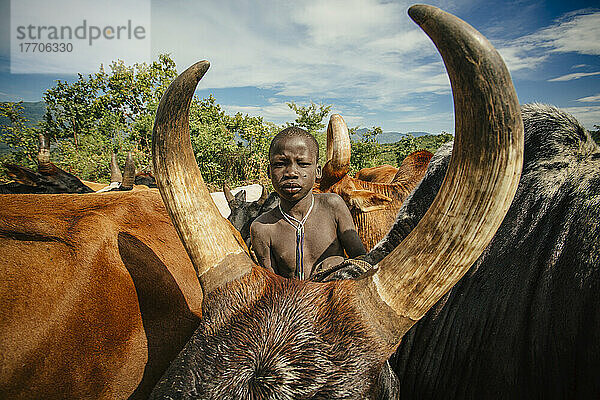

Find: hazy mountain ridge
[351,127,441,144]
[0,101,46,128]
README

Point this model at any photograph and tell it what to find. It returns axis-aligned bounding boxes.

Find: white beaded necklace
[278,194,315,280]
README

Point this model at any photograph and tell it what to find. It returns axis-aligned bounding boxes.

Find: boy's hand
[316,256,346,272]
[310,257,374,282]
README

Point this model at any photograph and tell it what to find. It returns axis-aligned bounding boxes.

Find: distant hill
[0,101,46,128]
[352,127,442,144]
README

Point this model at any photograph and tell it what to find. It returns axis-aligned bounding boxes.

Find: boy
[250,126,366,279]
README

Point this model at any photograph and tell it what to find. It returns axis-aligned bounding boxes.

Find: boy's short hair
[269,127,319,162]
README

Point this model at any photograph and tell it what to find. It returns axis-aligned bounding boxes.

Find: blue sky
[1,0,599,133]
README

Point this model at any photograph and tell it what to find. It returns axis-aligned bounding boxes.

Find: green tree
[0,102,40,171]
[188,95,237,186]
[350,126,385,172]
[228,112,279,185]
[40,54,178,182]
[286,101,331,134]
[393,131,453,164]
[187,95,281,188]
[286,101,332,165]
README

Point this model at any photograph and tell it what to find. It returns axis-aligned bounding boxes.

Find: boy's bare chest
[269,216,341,277]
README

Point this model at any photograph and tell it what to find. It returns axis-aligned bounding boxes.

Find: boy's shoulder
[251,206,281,229]
[314,192,346,209]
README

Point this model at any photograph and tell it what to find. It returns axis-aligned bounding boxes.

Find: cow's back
[0,189,202,399]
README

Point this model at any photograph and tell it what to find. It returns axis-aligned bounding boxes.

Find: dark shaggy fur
[135,172,158,188]
[359,104,600,399]
[150,269,390,399]
[0,163,94,194]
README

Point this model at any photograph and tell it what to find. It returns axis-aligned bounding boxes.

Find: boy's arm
[250,220,275,273]
[331,195,366,258]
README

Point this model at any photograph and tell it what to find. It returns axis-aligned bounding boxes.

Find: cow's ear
[346,189,392,212]
[235,189,246,202]
[223,184,235,203]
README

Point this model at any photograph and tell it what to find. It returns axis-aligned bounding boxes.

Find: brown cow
[149,4,523,398]
[0,133,94,194]
[316,117,433,251]
[0,188,204,399]
[355,164,398,184]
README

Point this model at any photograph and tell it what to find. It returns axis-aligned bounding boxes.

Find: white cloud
[530,11,600,56]
[222,102,296,123]
[549,71,600,82]
[496,10,600,73]
[496,45,549,72]
[10,0,151,74]
[145,1,600,132]
[13,1,586,131]
[293,0,403,46]
[150,0,446,121]
[577,94,600,103]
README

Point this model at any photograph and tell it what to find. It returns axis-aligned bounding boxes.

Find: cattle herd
[1,4,598,400]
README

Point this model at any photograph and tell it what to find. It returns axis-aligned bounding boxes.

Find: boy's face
[269,136,321,203]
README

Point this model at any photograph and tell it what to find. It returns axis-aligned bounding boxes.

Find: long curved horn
[37,132,51,175]
[110,153,123,183]
[320,114,351,189]
[355,5,524,349]
[121,152,135,190]
[152,61,254,296]
[326,114,351,170]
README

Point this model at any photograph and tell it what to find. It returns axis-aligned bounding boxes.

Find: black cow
[135,171,158,188]
[225,184,280,248]
[0,162,94,194]
[353,103,599,399]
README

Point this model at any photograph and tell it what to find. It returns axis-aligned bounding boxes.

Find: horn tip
[192,60,211,79]
[408,4,437,25]
[330,114,344,122]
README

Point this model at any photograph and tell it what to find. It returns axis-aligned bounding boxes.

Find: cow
[224,184,279,248]
[355,164,399,184]
[316,116,433,251]
[135,171,158,188]
[211,183,266,218]
[355,164,398,183]
[0,163,93,194]
[0,188,204,399]
[107,152,158,189]
[148,4,523,398]
[337,102,598,399]
[0,133,94,194]
[0,139,138,194]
